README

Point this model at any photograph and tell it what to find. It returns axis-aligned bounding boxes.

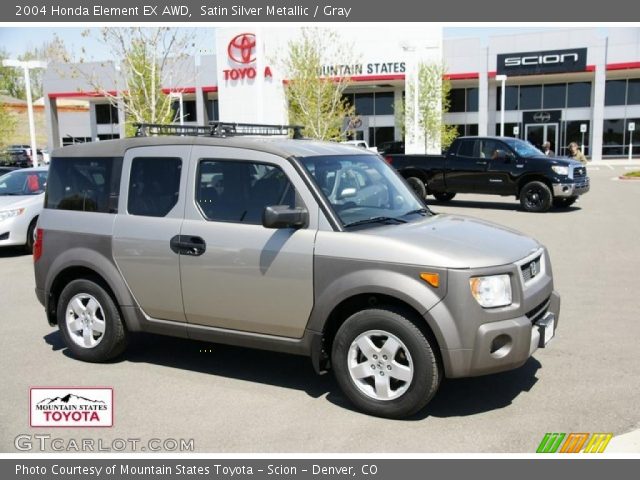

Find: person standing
[542,141,554,156]
[568,142,587,164]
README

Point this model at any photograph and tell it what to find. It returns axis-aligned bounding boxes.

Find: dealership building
[43,27,640,159]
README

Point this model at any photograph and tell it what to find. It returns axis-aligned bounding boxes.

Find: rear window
[45,157,122,213]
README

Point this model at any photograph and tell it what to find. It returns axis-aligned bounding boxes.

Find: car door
[444,138,486,193]
[112,146,190,323]
[178,146,318,338]
[475,139,516,194]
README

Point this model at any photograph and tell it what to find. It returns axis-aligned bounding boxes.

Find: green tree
[403,63,458,152]
[0,48,23,99]
[281,28,356,141]
[0,103,17,151]
[66,28,194,136]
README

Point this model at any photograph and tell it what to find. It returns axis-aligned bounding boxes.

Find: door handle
[476,161,488,165]
[170,235,206,256]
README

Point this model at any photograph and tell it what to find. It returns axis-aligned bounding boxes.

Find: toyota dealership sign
[223,32,273,81]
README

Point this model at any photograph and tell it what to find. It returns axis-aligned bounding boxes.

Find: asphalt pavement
[1,164,639,453]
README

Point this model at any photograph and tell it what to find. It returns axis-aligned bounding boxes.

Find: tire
[24,217,37,254]
[432,192,456,202]
[552,196,578,208]
[406,177,427,199]
[331,307,441,419]
[519,181,552,212]
[57,278,127,362]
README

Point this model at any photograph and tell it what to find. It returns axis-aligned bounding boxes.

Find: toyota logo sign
[228,33,256,64]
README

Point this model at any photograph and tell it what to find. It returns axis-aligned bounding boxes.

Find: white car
[0,167,48,253]
[340,140,379,153]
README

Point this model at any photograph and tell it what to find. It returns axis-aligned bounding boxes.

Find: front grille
[521,255,542,283]
[573,166,587,178]
[526,296,551,324]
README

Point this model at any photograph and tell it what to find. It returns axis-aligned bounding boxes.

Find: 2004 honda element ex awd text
[33,122,560,418]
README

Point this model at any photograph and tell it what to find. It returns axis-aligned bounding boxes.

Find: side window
[45,157,122,213]
[478,139,503,159]
[456,140,477,158]
[196,159,296,225]
[128,157,181,217]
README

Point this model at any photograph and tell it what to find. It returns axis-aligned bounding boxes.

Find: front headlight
[0,208,25,222]
[469,274,512,308]
[551,165,569,176]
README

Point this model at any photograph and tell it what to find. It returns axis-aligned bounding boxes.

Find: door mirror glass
[262,205,308,229]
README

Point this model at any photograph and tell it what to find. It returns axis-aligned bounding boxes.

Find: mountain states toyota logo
[228,33,256,64]
[30,388,113,427]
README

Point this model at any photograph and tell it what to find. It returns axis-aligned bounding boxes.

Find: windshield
[503,138,544,158]
[0,170,48,196]
[299,155,428,228]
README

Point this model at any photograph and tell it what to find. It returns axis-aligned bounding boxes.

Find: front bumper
[441,290,560,378]
[0,215,28,247]
[553,177,590,197]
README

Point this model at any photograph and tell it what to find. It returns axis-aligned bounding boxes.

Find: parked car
[378,140,405,155]
[386,136,590,212]
[34,124,559,418]
[341,140,379,153]
[0,166,18,176]
[0,166,48,252]
[2,145,47,168]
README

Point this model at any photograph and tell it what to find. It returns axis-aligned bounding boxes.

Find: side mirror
[262,205,308,229]
[338,187,357,199]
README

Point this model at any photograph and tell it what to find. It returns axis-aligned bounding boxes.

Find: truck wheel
[552,196,577,208]
[432,192,456,202]
[332,307,441,419]
[57,278,127,362]
[520,181,552,212]
[406,177,427,199]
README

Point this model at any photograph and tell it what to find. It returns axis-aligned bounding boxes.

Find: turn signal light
[420,272,439,288]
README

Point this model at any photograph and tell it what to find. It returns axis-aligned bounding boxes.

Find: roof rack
[134,122,304,139]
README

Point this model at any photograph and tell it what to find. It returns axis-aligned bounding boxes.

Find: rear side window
[456,140,477,158]
[45,157,122,213]
[196,159,296,224]
[128,157,182,217]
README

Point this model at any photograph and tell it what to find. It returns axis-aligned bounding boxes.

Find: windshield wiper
[343,216,408,228]
[402,207,431,216]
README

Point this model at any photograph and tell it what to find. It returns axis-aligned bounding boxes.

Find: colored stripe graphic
[560,433,590,453]
[537,433,566,453]
[583,433,613,453]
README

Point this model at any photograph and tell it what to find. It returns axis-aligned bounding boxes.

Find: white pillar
[590,36,608,161]
[44,95,60,151]
[478,47,489,136]
[23,66,38,167]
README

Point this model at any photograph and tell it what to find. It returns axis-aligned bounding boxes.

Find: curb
[618,176,640,180]
[607,429,640,453]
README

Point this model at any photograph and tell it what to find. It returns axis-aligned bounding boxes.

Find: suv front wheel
[57,279,127,362]
[331,307,441,418]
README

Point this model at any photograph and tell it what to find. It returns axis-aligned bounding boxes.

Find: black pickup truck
[387,136,590,212]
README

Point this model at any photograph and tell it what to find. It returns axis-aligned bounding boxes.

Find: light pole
[496,74,507,137]
[2,59,47,167]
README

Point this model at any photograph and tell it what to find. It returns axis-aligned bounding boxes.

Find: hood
[529,155,582,167]
[0,194,44,210]
[354,214,541,269]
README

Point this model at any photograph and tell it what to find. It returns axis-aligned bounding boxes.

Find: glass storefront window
[355,93,374,116]
[374,92,395,115]
[543,84,566,109]
[450,89,466,113]
[496,86,519,110]
[562,120,590,156]
[95,104,119,125]
[519,85,542,110]
[627,79,640,105]
[602,119,625,156]
[495,123,521,138]
[369,126,395,148]
[466,88,479,112]
[605,80,626,106]
[567,82,591,108]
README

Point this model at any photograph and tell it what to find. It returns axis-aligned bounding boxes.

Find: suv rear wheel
[57,279,127,362]
[331,307,441,418]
